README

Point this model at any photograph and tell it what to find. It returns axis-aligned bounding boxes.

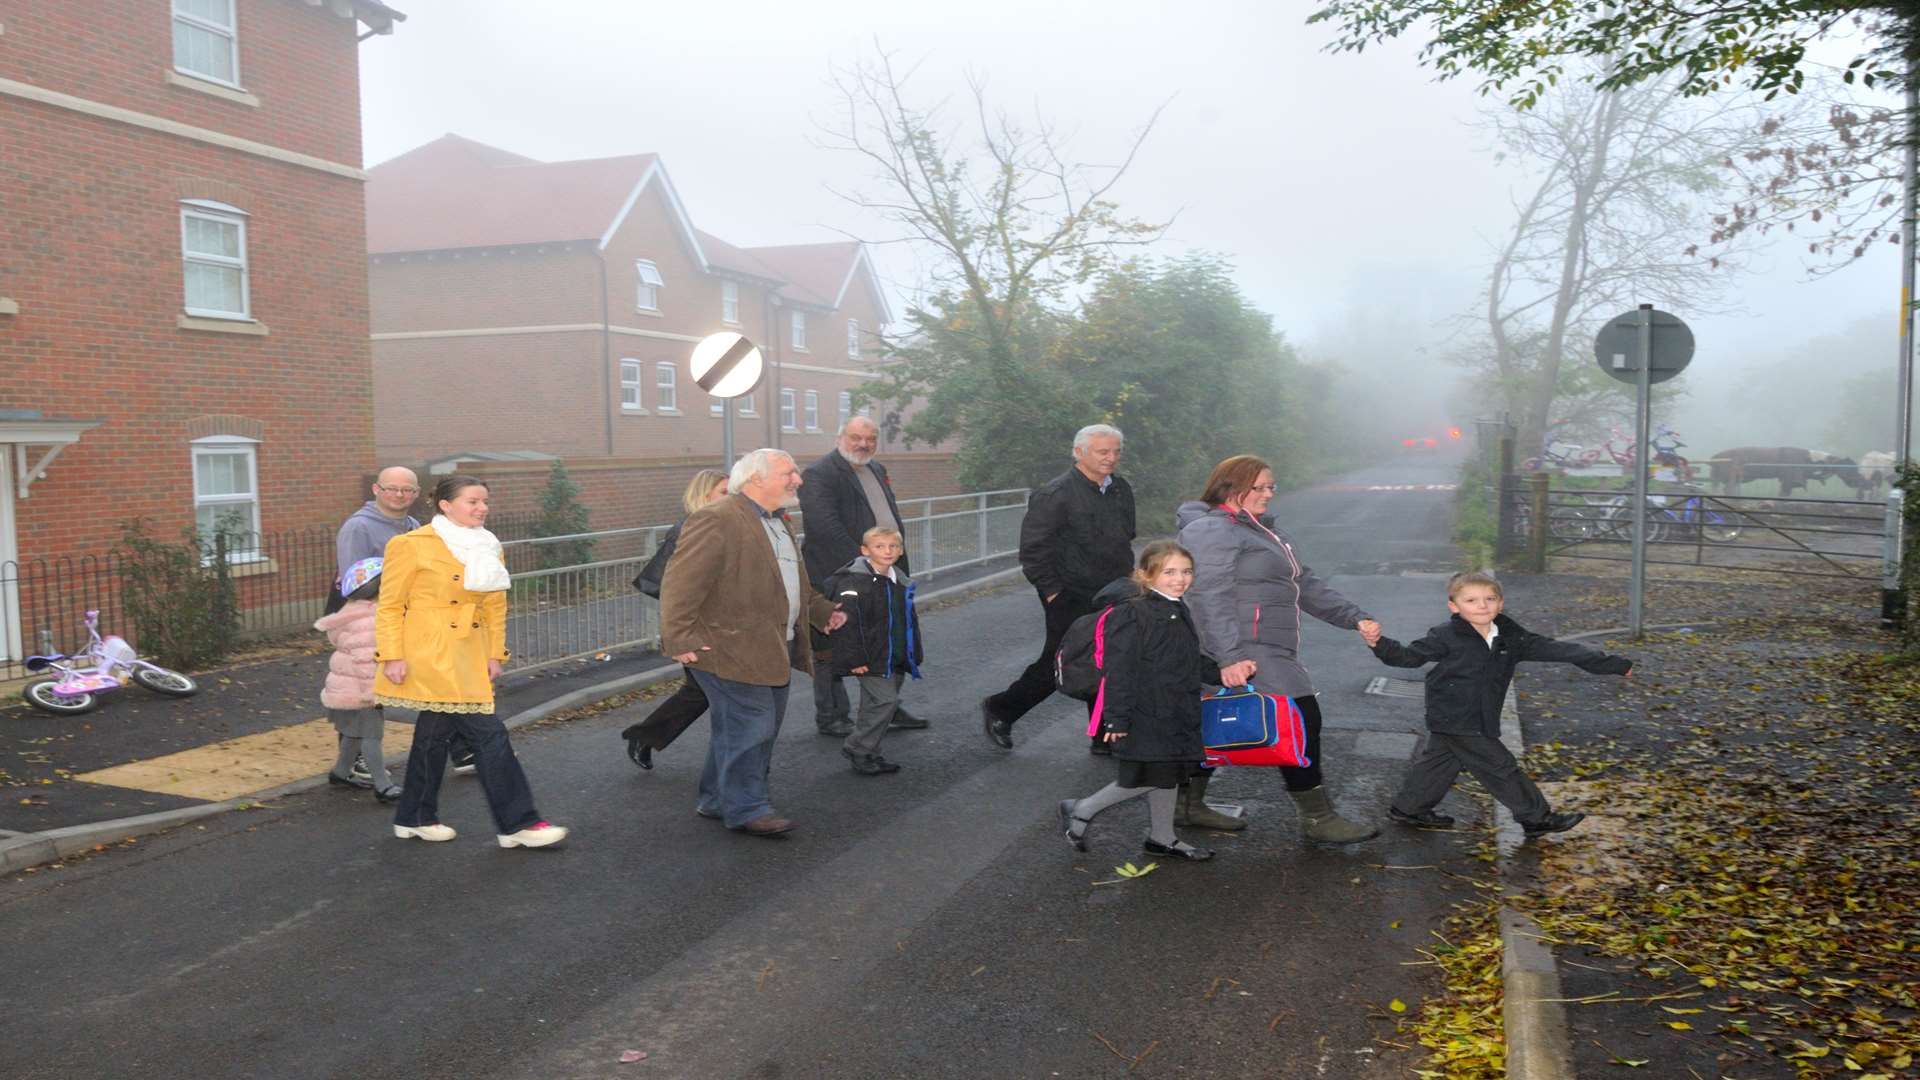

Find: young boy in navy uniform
[825,527,922,775]
[1364,570,1632,837]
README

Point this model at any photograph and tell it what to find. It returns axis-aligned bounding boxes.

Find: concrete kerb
[1496,620,1712,1080]
[0,565,1031,876]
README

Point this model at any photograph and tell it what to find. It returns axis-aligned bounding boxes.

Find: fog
[359,0,1908,461]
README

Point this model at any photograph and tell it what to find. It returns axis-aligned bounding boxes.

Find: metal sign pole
[1629,303,1654,638]
[1885,66,1918,626]
[723,408,736,470]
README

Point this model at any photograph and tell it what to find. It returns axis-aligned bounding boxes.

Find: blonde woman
[622,468,729,769]
[378,475,567,849]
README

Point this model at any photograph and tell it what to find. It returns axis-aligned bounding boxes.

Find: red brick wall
[0,0,364,166]
[0,11,373,565]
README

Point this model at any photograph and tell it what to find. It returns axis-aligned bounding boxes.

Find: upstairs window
[846,318,860,359]
[655,362,677,411]
[635,260,664,312]
[181,200,249,319]
[173,0,239,86]
[721,280,740,325]
[619,359,643,410]
[790,310,808,351]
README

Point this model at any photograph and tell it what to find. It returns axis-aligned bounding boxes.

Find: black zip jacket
[823,556,922,678]
[1091,579,1217,764]
[799,451,909,588]
[1370,613,1632,738]
[1019,468,1136,601]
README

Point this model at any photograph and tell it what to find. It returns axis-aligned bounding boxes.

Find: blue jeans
[393,710,541,834]
[689,669,789,827]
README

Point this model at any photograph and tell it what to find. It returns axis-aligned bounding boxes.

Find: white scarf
[430,514,511,592]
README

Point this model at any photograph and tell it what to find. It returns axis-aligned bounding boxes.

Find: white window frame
[721,280,740,325]
[191,435,262,562]
[172,0,241,88]
[838,391,853,431]
[180,200,250,320]
[790,310,808,351]
[737,391,755,416]
[780,389,797,431]
[654,362,678,412]
[634,259,664,312]
[619,359,645,412]
[847,318,861,359]
[858,404,873,419]
[709,397,724,417]
[803,390,820,432]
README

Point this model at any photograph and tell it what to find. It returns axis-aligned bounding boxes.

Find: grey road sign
[1594,308,1693,385]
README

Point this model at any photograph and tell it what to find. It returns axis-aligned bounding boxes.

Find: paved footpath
[0,458,1545,1080]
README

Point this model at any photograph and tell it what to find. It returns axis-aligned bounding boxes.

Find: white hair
[730,448,794,491]
[837,414,879,438]
[1073,424,1124,453]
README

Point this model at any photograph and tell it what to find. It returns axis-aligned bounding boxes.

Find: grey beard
[840,447,874,466]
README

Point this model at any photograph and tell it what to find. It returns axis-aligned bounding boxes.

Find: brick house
[365,135,952,528]
[0,0,401,663]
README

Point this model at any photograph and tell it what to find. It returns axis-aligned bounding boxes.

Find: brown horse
[1709,447,1863,496]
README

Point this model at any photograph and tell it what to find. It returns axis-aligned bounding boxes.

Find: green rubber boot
[1288,786,1379,844]
[1175,771,1247,831]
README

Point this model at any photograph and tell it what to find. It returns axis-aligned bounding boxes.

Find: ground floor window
[192,436,260,557]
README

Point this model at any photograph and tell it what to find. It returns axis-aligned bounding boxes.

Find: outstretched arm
[1371,629,1447,669]
[1516,632,1633,675]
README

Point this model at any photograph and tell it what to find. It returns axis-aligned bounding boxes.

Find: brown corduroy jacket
[659,493,836,687]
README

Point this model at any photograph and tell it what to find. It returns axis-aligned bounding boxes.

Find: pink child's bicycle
[20,610,199,714]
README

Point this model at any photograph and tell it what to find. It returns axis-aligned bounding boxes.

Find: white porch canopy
[0,411,101,499]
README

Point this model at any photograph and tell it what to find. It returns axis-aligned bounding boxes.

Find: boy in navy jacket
[825,527,923,775]
[1364,571,1631,837]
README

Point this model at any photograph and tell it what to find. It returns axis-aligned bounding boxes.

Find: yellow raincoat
[372,526,510,713]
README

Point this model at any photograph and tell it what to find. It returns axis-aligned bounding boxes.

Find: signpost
[689,331,765,467]
[1593,305,1694,638]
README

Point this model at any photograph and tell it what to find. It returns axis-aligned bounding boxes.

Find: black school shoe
[980,698,1013,749]
[1522,811,1586,837]
[843,749,901,775]
[887,707,929,730]
[1388,806,1456,829]
[1143,838,1214,862]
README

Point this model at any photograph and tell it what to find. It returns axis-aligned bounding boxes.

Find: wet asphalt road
[0,454,1485,1080]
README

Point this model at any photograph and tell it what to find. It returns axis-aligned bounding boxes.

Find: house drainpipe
[597,246,614,457]
[768,291,783,451]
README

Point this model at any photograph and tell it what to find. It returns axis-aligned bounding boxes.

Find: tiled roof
[743,242,861,309]
[366,135,657,254]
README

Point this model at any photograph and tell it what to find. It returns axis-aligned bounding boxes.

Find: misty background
[358,0,1909,464]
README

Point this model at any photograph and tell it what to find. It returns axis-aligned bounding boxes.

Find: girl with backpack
[1056,541,1219,862]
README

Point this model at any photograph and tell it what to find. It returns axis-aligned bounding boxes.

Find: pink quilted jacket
[314,599,377,710]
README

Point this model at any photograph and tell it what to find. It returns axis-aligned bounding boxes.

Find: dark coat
[822,556,922,678]
[799,451,909,588]
[658,494,837,687]
[1370,613,1632,738]
[1091,579,1216,765]
[631,520,683,599]
[1018,468,1137,601]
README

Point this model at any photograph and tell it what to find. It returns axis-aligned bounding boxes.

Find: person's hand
[1219,660,1256,688]
[851,665,869,674]
[672,645,713,664]
[1358,620,1382,647]
[383,660,407,685]
[1622,664,1634,679]
[487,658,504,681]
[825,610,849,633]
[1103,730,1126,742]
[1045,591,1060,604]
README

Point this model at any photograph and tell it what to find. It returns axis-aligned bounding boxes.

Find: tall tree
[820,48,1166,490]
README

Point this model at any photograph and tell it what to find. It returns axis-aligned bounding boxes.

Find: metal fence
[500,488,1031,673]
[1501,478,1886,581]
[1,494,1029,681]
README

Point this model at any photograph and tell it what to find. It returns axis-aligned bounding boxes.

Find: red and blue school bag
[1201,682,1311,768]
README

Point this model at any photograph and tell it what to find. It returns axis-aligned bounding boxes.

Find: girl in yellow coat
[376,475,567,849]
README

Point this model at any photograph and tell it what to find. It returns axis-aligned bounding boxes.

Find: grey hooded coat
[1174,500,1371,699]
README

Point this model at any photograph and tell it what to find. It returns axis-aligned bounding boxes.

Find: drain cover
[1364,677,1424,700]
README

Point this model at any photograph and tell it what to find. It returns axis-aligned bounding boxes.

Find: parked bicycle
[1601,426,1694,483]
[20,610,199,714]
[1589,489,1741,544]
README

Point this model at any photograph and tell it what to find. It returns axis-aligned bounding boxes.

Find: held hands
[383,660,407,685]
[1219,659,1257,688]
[1357,619,1382,647]
[825,610,849,633]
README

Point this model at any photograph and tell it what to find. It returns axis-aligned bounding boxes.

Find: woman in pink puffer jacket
[316,559,400,801]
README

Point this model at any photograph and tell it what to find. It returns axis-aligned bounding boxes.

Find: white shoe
[497,821,568,849]
[393,823,456,842]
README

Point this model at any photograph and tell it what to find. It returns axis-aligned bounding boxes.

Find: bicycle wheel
[1701,512,1742,544]
[24,680,98,715]
[133,666,199,697]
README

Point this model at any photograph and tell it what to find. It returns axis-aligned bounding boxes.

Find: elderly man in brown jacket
[661,448,845,837]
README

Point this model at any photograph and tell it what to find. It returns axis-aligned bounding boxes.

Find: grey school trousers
[844,673,905,758]
[1391,731,1552,826]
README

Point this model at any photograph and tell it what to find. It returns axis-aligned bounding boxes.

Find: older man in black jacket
[981,423,1136,751]
[799,415,929,736]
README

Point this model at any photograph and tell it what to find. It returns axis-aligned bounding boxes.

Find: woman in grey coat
[1175,454,1381,844]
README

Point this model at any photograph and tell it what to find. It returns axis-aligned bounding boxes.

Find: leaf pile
[1405,889,1509,1080]
[1512,594,1920,1078]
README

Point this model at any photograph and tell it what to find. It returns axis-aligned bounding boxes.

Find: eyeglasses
[1249,484,1278,494]
[377,485,420,495]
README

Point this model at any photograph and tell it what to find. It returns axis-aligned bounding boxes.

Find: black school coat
[1093,580,1217,764]
[1370,613,1631,738]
